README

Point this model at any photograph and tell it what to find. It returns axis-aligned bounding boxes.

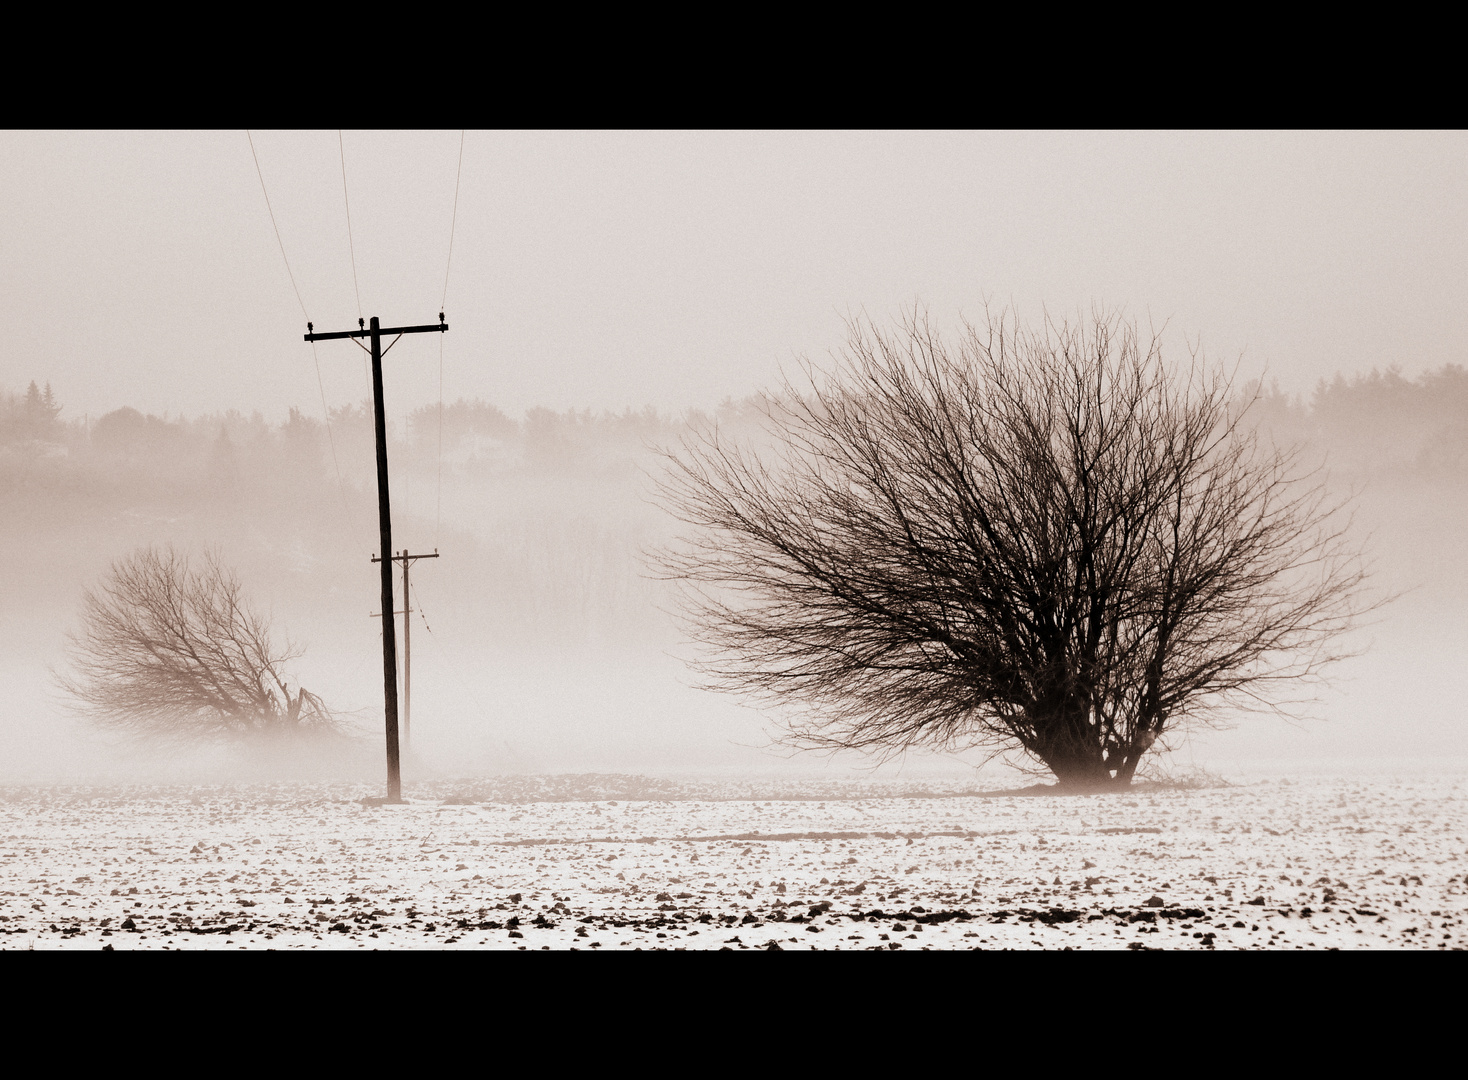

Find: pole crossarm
[305,320,447,342]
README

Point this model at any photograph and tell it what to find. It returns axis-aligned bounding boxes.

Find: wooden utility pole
[371,549,439,749]
[305,314,447,802]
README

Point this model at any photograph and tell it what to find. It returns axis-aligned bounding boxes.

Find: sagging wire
[440,131,465,313]
[247,130,308,321]
[409,578,497,723]
[338,131,373,396]
[247,130,353,528]
[339,130,364,322]
[436,130,465,550]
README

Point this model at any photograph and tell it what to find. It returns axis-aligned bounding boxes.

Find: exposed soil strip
[491,829,979,847]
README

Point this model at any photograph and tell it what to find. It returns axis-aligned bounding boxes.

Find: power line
[410,578,498,725]
[246,131,309,321]
[338,131,373,394]
[435,131,464,548]
[339,131,364,320]
[246,131,354,534]
[441,130,465,311]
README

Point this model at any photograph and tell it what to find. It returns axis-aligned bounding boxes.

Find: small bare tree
[58,545,336,742]
[653,309,1375,787]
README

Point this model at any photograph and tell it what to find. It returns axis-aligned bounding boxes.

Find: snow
[3,773,1464,949]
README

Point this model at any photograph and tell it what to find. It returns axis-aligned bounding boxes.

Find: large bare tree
[58,546,336,742]
[653,309,1375,787]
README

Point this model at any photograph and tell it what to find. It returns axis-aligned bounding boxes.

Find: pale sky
[4,130,1466,423]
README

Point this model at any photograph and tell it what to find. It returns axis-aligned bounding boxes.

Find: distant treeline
[0,384,777,483]
[1247,364,1468,475]
[2,366,1463,648]
[9,365,1464,481]
[0,383,781,647]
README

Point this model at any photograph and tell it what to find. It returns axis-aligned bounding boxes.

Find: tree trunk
[1029,704,1119,789]
[1025,702,1159,788]
[1042,752,1119,789]
[1111,730,1157,785]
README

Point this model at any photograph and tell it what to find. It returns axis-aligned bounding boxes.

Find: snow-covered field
[3,772,1465,950]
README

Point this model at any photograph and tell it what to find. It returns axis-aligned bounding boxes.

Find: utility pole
[305,314,447,802]
[371,549,439,750]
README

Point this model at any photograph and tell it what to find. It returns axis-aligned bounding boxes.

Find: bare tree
[653,309,1376,787]
[58,545,336,742]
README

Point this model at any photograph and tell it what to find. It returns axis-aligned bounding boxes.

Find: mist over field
[3,130,1466,791]
[2,368,1465,783]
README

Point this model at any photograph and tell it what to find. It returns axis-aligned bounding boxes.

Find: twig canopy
[653,309,1374,786]
[58,545,335,742]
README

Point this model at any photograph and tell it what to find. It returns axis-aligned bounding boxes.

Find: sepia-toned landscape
[3,132,1465,949]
